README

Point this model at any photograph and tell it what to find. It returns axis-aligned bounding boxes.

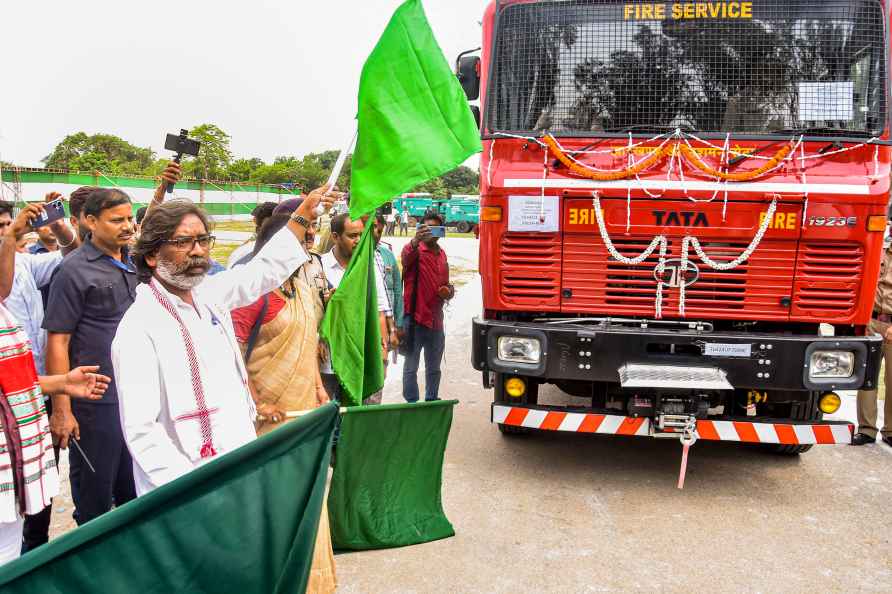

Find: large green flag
[322,0,482,402]
[0,404,338,594]
[348,0,483,218]
[328,400,457,550]
[319,223,383,406]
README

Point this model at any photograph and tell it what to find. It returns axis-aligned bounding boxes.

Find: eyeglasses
[162,234,216,251]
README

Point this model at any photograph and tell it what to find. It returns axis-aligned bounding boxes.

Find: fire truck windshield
[488,0,887,139]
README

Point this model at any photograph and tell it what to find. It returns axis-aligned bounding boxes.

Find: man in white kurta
[112,189,332,495]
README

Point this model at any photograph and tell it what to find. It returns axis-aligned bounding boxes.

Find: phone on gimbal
[163,129,201,194]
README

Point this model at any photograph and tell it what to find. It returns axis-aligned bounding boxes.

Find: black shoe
[882,436,892,447]
[852,433,876,446]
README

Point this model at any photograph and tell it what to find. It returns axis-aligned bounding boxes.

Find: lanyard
[102,254,135,273]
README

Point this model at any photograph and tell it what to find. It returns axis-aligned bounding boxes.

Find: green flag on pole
[319,223,383,406]
[348,0,483,219]
[0,404,338,594]
[321,0,482,404]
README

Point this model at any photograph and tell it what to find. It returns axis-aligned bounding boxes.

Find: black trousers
[69,403,136,525]
[21,400,60,553]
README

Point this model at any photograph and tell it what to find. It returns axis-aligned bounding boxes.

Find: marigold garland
[544,134,793,183]
[679,143,792,181]
[544,135,668,181]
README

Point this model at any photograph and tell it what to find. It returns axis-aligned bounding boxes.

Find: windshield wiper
[769,126,872,138]
[603,124,690,134]
[728,127,873,165]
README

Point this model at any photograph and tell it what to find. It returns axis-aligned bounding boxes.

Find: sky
[0,0,488,168]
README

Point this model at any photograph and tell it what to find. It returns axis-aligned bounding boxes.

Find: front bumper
[493,404,854,445]
[472,317,882,392]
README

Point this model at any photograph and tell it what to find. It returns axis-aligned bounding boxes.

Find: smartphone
[416,224,446,238]
[164,130,201,157]
[32,198,66,228]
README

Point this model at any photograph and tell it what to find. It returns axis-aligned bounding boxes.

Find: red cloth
[401,241,449,330]
[231,292,287,343]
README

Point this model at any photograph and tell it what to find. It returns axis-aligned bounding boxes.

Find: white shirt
[5,251,63,375]
[113,226,308,495]
[320,249,390,314]
[386,212,396,223]
[226,240,255,269]
[319,249,390,374]
[401,211,409,223]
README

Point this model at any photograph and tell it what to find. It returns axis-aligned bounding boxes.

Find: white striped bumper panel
[492,405,853,445]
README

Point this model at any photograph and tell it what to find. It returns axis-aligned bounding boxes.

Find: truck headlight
[497,336,541,364]
[808,350,855,379]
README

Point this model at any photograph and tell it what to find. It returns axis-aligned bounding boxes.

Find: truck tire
[456,221,472,234]
[771,391,822,456]
[494,372,538,436]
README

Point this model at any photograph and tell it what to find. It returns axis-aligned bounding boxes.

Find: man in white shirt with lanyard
[112,186,334,495]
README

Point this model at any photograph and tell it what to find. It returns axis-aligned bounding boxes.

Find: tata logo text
[654,259,700,288]
[652,211,709,227]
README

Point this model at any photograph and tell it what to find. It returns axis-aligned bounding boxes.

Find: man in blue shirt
[44,188,138,524]
[28,226,58,255]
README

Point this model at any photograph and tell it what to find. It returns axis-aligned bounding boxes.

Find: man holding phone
[401,210,453,403]
[0,195,79,552]
[0,194,77,377]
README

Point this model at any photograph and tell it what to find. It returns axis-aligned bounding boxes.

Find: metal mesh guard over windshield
[489,0,886,137]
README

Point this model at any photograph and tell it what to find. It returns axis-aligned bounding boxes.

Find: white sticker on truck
[703,343,752,357]
[798,81,854,122]
[508,196,560,233]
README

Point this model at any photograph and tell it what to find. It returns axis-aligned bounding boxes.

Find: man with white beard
[111,187,335,495]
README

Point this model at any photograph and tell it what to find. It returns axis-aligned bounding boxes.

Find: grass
[211,223,476,238]
[211,242,242,265]
[213,221,254,233]
[383,231,476,239]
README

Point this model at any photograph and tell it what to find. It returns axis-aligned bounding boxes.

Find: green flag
[319,224,383,406]
[328,400,457,550]
[322,0,481,402]
[0,404,338,594]
[348,0,483,218]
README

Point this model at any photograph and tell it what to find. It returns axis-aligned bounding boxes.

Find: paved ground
[47,237,892,592]
[339,240,892,594]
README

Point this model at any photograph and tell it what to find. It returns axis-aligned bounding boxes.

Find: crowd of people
[0,161,455,591]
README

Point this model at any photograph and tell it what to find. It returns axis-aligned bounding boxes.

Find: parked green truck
[391,193,480,233]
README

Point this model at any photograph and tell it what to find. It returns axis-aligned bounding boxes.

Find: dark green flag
[319,224,384,406]
[328,400,457,550]
[349,0,482,218]
[0,404,338,594]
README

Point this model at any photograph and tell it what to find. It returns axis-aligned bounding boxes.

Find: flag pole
[316,125,358,215]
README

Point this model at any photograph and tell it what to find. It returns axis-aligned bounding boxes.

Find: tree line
[39,124,480,196]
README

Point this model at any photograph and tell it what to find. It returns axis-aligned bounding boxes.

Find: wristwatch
[290,213,311,229]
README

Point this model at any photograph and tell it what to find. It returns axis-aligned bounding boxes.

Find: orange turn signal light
[867,215,887,232]
[480,206,502,222]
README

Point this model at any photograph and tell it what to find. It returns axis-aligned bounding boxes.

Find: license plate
[703,343,752,357]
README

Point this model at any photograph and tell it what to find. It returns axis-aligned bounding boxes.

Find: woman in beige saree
[232,213,336,594]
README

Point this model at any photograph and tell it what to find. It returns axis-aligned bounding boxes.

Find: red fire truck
[461,0,889,455]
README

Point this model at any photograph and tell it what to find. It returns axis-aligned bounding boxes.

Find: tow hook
[654,414,698,489]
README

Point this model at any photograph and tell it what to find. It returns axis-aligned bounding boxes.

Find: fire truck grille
[792,242,863,317]
[500,232,562,307]
[489,0,886,137]
[562,235,794,319]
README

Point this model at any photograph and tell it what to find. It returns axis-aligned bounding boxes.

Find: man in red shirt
[401,211,453,402]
